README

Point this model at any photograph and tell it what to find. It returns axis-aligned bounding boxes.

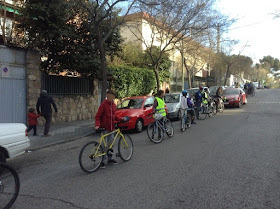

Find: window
[144,97,154,107]
[117,99,144,109]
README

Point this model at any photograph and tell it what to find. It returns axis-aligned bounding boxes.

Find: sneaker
[191,121,196,124]
[187,123,191,128]
[100,163,106,169]
[107,159,118,165]
[42,134,51,137]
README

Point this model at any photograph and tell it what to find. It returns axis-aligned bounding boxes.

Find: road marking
[247,102,280,104]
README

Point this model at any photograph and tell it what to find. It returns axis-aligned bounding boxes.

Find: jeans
[43,113,52,135]
[27,125,37,135]
[101,131,115,163]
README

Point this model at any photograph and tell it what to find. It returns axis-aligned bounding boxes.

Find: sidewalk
[27,119,95,151]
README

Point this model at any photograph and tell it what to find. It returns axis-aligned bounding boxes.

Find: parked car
[187,87,199,99]
[223,87,247,108]
[0,123,30,163]
[209,86,225,97]
[116,96,155,133]
[164,93,182,120]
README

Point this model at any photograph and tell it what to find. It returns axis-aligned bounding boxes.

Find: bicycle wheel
[220,103,224,113]
[79,141,104,173]
[118,134,133,162]
[252,91,255,96]
[213,103,217,115]
[181,116,186,132]
[0,163,20,209]
[147,122,164,144]
[208,106,213,118]
[165,118,174,138]
[200,107,207,120]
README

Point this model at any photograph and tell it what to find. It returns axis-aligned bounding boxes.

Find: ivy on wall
[109,66,156,98]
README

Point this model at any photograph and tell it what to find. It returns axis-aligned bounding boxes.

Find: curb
[27,132,95,152]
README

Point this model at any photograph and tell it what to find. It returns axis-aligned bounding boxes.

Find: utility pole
[217,23,221,85]
[181,40,184,90]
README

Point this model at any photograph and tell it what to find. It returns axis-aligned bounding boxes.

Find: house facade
[121,12,214,92]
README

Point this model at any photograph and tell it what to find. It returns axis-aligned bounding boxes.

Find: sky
[215,0,280,63]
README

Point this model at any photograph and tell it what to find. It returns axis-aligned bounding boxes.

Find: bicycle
[214,97,224,113]
[79,118,133,173]
[180,108,192,132]
[147,111,174,144]
[0,163,20,209]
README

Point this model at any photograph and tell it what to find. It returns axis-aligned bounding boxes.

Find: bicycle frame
[153,119,166,132]
[90,129,128,158]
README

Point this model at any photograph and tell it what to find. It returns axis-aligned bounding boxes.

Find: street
[8,89,280,209]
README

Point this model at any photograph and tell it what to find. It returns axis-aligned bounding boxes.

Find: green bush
[109,66,156,98]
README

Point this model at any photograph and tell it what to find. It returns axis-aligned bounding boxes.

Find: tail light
[25,128,28,137]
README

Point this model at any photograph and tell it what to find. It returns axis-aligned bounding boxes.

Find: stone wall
[25,50,99,125]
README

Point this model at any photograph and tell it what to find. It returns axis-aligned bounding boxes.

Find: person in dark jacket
[195,86,203,119]
[36,90,57,137]
[95,89,123,168]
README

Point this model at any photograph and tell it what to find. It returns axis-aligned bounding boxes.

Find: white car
[0,123,30,162]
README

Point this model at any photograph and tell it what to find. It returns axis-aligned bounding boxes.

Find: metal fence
[41,74,93,95]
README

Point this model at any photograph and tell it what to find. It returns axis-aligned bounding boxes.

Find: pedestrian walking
[27,107,40,136]
[36,90,58,137]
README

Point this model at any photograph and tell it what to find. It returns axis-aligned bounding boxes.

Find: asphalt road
[7,88,280,209]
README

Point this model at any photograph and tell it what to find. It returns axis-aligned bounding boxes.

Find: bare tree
[81,0,140,101]
[124,0,219,90]
[0,0,8,45]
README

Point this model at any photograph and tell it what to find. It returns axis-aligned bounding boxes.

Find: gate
[0,46,26,123]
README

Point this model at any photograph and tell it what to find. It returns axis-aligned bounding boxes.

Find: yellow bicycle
[79,121,133,173]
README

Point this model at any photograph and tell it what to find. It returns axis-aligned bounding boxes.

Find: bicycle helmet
[182,90,188,94]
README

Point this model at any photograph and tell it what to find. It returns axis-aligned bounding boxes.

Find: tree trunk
[153,66,161,91]
[224,65,231,86]
[96,26,108,101]
[184,60,192,89]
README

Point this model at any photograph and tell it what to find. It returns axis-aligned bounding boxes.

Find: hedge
[108,66,156,98]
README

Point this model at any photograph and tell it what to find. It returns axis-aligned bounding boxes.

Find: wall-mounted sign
[2,66,9,78]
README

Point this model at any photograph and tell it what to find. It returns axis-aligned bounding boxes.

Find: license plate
[224,102,229,105]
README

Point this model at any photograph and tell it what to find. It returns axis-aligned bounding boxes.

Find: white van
[0,123,30,162]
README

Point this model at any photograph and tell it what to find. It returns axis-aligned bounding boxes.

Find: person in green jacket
[152,90,167,119]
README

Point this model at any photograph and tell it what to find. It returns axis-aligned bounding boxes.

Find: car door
[143,97,154,126]
[240,89,246,103]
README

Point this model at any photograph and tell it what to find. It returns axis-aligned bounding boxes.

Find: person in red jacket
[27,108,41,136]
[95,89,123,168]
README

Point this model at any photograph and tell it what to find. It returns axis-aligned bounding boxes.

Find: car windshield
[117,99,144,109]
[223,88,239,95]
[164,94,180,103]
[209,86,218,95]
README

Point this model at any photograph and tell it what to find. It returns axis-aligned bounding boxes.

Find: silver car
[164,93,182,120]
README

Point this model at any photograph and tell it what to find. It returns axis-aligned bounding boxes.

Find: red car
[116,96,155,133]
[223,87,247,108]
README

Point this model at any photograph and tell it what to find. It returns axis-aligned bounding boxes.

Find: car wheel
[135,119,143,133]
[0,151,6,163]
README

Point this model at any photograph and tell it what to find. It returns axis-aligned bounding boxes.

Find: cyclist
[95,89,123,168]
[195,86,203,119]
[180,90,196,125]
[215,87,223,112]
[202,87,209,112]
[152,90,167,119]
